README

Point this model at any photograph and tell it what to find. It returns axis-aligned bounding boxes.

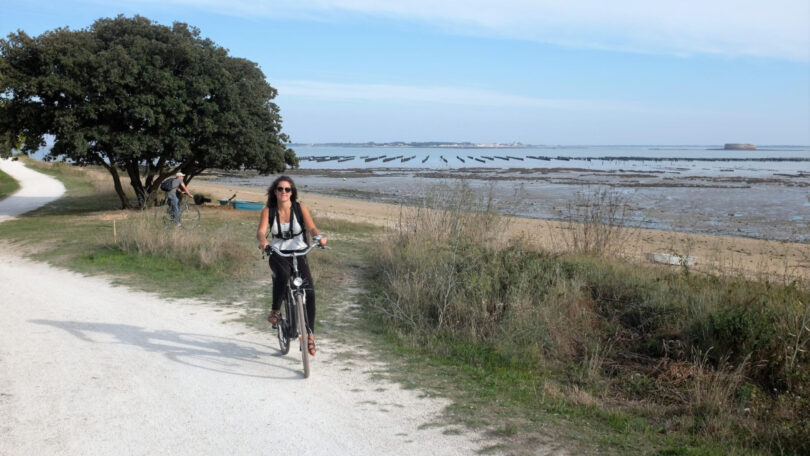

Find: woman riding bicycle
[257,176,327,356]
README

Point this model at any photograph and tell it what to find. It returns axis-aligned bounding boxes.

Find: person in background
[165,172,193,226]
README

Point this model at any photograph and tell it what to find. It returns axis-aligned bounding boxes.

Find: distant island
[289,141,530,149]
[724,143,757,150]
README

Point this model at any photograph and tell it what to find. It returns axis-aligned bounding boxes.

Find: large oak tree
[0,15,296,208]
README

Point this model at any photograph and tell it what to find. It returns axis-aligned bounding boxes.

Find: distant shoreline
[290,141,530,148]
[289,142,810,150]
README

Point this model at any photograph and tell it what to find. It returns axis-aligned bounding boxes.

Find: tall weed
[561,186,636,256]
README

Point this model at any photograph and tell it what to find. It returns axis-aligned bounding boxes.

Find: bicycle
[263,236,326,378]
[154,194,200,229]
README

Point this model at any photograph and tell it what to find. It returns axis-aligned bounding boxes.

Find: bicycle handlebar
[263,235,326,258]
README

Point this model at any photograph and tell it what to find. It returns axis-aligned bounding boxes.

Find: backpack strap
[269,202,307,241]
[267,205,277,236]
[293,202,310,245]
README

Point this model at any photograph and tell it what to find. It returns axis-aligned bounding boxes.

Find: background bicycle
[154,194,200,229]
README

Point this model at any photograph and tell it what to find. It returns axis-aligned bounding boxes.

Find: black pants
[269,253,316,331]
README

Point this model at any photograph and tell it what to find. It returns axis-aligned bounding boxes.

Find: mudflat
[213,164,810,242]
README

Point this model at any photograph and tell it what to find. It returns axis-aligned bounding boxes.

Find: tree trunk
[144,171,173,208]
[125,160,147,208]
[101,162,131,209]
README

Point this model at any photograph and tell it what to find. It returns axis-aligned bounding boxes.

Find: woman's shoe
[307,335,316,356]
[267,310,280,327]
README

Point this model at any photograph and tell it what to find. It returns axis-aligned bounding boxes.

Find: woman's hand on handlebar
[258,239,269,251]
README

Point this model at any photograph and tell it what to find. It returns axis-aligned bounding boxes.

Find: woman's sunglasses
[276,186,293,193]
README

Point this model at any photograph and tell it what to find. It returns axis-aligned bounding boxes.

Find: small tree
[0,15,296,208]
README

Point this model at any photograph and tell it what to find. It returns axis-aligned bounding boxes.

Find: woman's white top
[270,212,308,251]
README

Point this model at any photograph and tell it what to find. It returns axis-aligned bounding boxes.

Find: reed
[561,186,637,256]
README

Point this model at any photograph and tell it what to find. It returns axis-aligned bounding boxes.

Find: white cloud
[276,79,644,112]
[131,0,810,61]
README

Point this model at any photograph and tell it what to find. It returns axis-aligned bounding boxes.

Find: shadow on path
[31,319,304,379]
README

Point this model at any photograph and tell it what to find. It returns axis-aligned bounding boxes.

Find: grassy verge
[0,166,21,200]
[365,187,810,455]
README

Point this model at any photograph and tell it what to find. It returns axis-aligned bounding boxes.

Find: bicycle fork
[290,257,313,336]
[289,289,311,335]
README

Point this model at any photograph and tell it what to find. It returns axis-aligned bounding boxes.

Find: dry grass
[394,180,507,247]
[688,351,749,418]
[776,295,810,390]
[115,212,254,275]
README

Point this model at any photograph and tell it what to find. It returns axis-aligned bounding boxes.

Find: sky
[2,0,809,145]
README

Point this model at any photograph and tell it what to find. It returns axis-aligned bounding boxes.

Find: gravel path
[0,159,495,455]
[0,158,65,222]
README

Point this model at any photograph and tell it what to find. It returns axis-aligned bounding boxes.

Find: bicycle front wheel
[276,295,291,355]
[179,204,201,228]
[296,293,310,378]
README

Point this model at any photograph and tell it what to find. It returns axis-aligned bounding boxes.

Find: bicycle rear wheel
[296,293,310,378]
[179,204,200,228]
[155,205,174,227]
[276,296,291,355]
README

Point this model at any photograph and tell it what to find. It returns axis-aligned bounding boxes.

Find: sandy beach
[192,178,810,283]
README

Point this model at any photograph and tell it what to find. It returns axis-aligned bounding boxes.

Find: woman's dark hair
[266,175,298,208]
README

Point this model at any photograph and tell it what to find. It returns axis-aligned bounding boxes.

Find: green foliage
[0,104,25,158]
[0,166,20,199]
[695,305,779,381]
[0,15,296,208]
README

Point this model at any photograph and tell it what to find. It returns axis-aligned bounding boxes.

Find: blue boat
[231,200,265,211]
